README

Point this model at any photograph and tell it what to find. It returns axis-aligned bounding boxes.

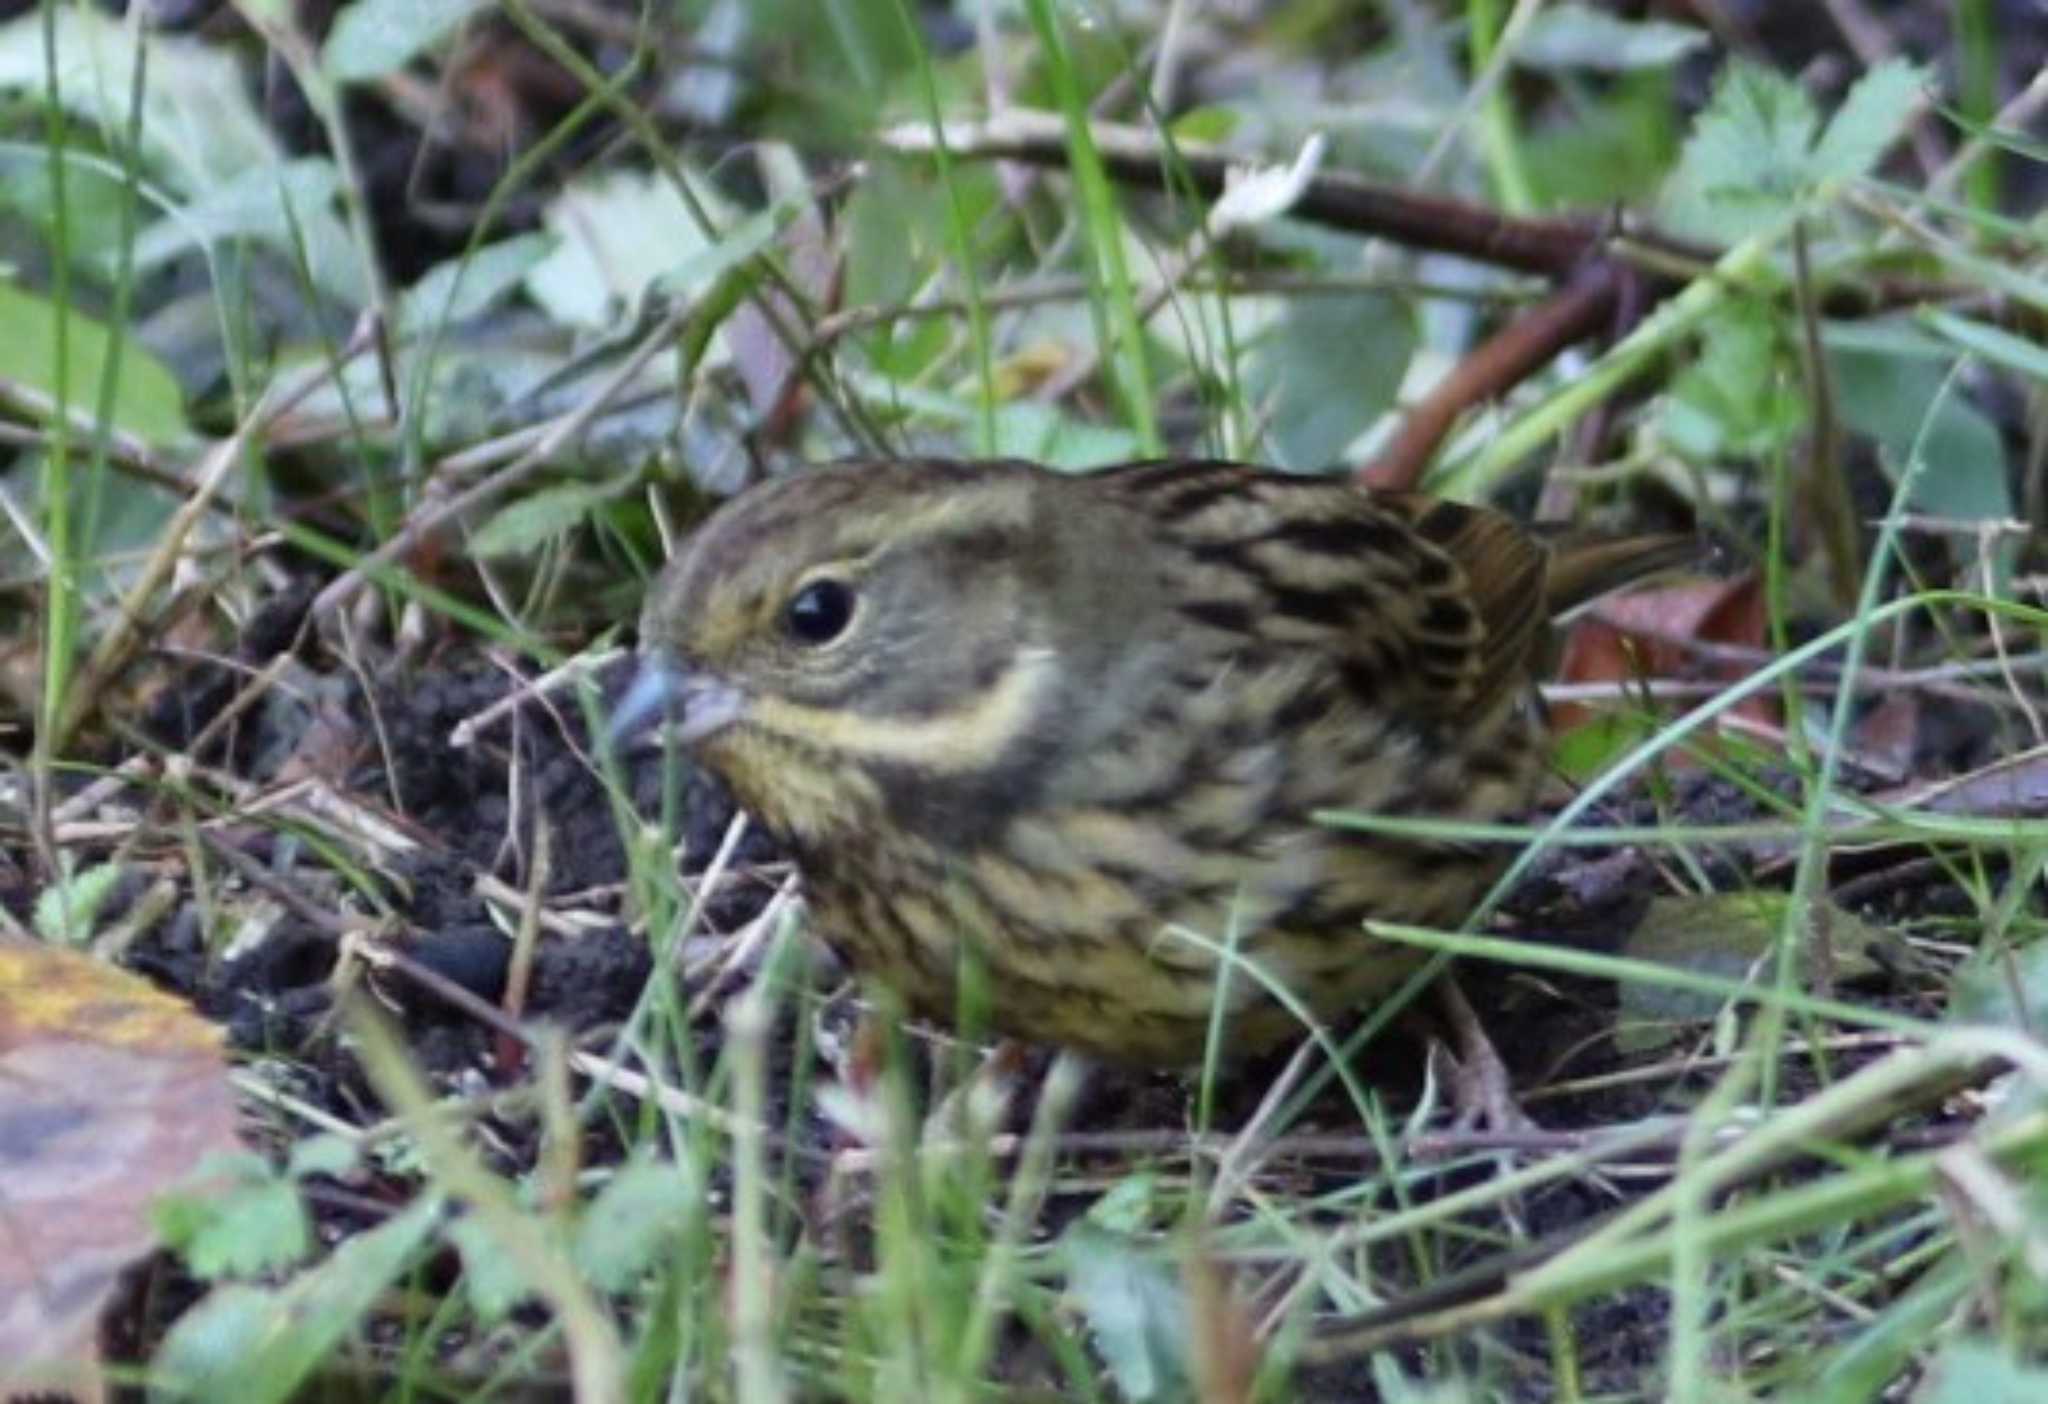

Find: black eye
[783,578,855,645]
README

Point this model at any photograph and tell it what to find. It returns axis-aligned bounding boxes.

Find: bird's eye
[783,578,856,645]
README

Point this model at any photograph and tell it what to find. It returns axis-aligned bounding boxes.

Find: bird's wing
[1101,462,1549,728]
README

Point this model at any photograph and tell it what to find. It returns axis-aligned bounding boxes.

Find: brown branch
[880,112,1715,277]
[1362,261,1635,491]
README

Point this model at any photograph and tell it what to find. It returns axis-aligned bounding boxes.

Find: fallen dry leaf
[1554,571,1774,735]
[0,938,239,1389]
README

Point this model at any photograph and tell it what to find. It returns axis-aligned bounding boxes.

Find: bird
[615,457,1691,1073]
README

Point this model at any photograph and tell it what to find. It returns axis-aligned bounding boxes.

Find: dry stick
[1792,221,1861,612]
[879,112,1659,277]
[1363,261,1631,491]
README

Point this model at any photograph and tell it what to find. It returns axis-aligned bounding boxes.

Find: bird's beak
[609,656,748,747]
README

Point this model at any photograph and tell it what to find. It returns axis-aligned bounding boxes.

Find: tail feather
[1543,533,1701,618]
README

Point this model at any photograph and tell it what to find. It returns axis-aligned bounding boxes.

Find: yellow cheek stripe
[747,647,1057,773]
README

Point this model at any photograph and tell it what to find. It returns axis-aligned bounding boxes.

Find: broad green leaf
[1523,71,1683,207]
[324,0,490,84]
[1245,291,1415,470]
[1918,1339,2048,1404]
[989,401,1142,469]
[400,233,555,337]
[1919,307,2048,386]
[33,860,126,944]
[286,1134,358,1181]
[1063,1223,1192,1403]
[0,9,279,196]
[1168,105,1239,143]
[1662,58,1924,241]
[1617,893,1886,1053]
[131,158,368,307]
[449,1215,529,1323]
[841,160,1000,312]
[152,1151,312,1280]
[1659,298,1805,461]
[1550,710,1659,783]
[0,150,140,270]
[1948,939,2048,1032]
[1811,60,1927,185]
[0,281,188,447]
[1515,4,1709,72]
[651,187,812,299]
[469,480,621,558]
[153,1197,440,1403]
[524,168,738,329]
[572,1158,697,1294]
[1825,318,2011,526]
[1664,60,1818,239]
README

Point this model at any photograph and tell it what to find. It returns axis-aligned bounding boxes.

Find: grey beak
[609,658,747,748]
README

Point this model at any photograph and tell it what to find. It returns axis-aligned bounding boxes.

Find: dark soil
[59,570,1988,1400]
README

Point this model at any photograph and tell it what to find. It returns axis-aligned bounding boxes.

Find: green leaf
[399,234,555,337]
[1617,893,1886,1053]
[1659,298,1805,461]
[524,168,739,329]
[153,1197,440,1403]
[1063,1222,1193,1403]
[1523,72,1683,207]
[0,152,138,271]
[0,9,280,196]
[131,158,368,307]
[651,190,809,302]
[33,859,127,944]
[1550,710,1659,783]
[324,0,491,84]
[1918,1339,2048,1404]
[1168,105,1239,143]
[1948,940,2048,1032]
[1825,318,2011,525]
[1662,58,1925,242]
[572,1158,697,1294]
[840,161,999,313]
[1515,4,1709,73]
[0,281,188,447]
[1667,61,1819,238]
[449,1215,530,1323]
[287,1134,358,1181]
[1245,291,1415,470]
[468,480,619,558]
[989,401,1142,470]
[153,1152,313,1281]
[1810,60,1927,185]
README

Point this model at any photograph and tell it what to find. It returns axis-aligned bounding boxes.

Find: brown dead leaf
[0,938,239,1389]
[1554,571,1774,735]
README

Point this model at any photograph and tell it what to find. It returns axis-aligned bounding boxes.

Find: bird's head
[615,459,1131,837]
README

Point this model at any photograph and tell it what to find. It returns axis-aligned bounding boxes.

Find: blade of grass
[1022,0,1162,453]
